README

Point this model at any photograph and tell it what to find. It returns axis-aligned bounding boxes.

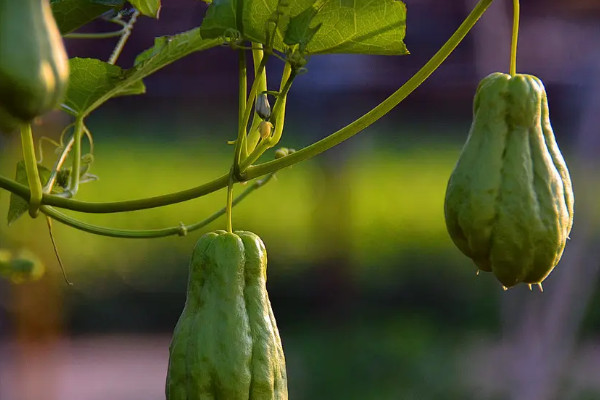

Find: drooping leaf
[63,58,146,116]
[64,28,221,117]
[129,0,161,18]
[51,0,126,34]
[200,0,408,56]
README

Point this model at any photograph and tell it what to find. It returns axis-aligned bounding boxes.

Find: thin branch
[41,173,275,239]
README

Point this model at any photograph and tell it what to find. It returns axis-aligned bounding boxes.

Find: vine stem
[510,0,520,76]
[238,49,248,141]
[226,49,249,233]
[0,0,494,214]
[65,29,126,39]
[240,56,269,143]
[240,63,295,170]
[233,49,248,178]
[65,10,128,39]
[243,44,269,159]
[20,124,42,217]
[0,172,231,213]
[225,172,234,233]
[67,117,85,196]
[40,173,276,238]
[44,134,74,193]
[270,64,295,145]
[108,9,140,65]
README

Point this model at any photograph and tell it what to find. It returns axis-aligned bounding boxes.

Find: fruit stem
[510,0,520,76]
[236,49,248,165]
[225,171,234,233]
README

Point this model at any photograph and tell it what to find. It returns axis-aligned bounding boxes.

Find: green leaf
[7,162,57,225]
[63,58,146,116]
[65,28,221,118]
[51,0,126,34]
[284,6,322,52]
[129,0,161,18]
[200,0,408,56]
[200,0,295,44]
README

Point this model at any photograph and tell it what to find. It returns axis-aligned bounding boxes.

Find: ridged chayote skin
[166,230,288,399]
[444,72,574,288]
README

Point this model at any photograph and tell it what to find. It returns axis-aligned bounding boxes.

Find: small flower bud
[256,93,271,120]
[259,121,274,140]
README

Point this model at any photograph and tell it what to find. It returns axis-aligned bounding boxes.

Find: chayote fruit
[166,230,287,400]
[444,72,574,288]
[0,0,69,130]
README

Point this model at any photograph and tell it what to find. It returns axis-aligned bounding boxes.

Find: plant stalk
[510,0,520,76]
[20,124,42,217]
[41,173,275,238]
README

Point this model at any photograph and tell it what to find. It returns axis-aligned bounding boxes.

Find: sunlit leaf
[63,58,146,116]
[64,29,221,118]
[284,6,321,52]
[201,0,408,56]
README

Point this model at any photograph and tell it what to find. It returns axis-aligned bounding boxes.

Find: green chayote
[166,230,287,399]
[0,0,69,131]
[444,72,574,288]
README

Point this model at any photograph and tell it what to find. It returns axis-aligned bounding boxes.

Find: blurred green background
[2,0,600,399]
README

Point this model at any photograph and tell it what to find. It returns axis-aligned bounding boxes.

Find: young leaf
[51,0,126,34]
[201,0,408,56]
[129,0,161,18]
[199,0,245,41]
